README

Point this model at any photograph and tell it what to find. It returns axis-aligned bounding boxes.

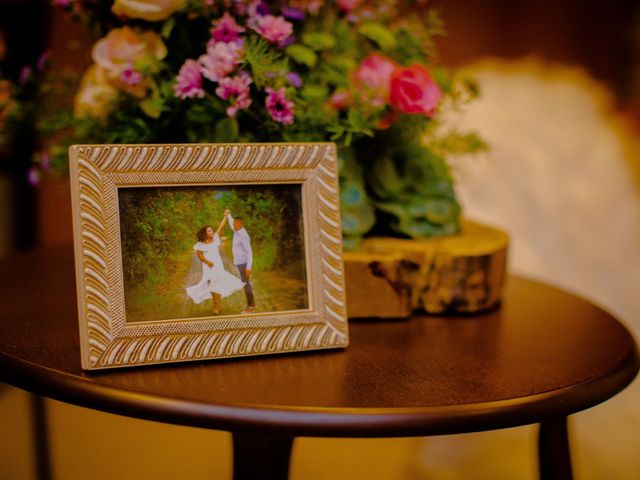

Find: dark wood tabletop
[1,246,638,440]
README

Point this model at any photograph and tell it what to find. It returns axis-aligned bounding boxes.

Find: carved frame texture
[70,143,348,370]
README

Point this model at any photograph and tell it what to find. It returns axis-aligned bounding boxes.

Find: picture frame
[69,143,348,370]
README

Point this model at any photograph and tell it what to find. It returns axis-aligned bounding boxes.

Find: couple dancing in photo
[186,209,256,315]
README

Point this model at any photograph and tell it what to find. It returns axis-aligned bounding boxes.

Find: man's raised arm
[225,209,234,229]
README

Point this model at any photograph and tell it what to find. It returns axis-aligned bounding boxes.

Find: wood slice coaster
[344,220,509,318]
[342,251,414,319]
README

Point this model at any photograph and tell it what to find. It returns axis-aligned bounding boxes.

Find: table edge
[2,337,638,438]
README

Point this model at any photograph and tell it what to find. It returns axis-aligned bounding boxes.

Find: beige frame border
[69,143,348,370]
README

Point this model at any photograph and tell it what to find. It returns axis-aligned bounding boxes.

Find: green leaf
[161,17,176,39]
[244,37,288,87]
[300,84,327,101]
[428,131,489,157]
[302,32,336,51]
[139,99,162,119]
[338,147,376,235]
[331,56,357,72]
[139,83,164,119]
[375,198,460,238]
[185,102,214,124]
[432,66,452,92]
[367,156,407,200]
[285,44,318,68]
[214,117,239,142]
[358,22,396,51]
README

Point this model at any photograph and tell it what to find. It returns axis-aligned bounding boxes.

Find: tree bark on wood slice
[357,220,509,315]
[343,251,413,319]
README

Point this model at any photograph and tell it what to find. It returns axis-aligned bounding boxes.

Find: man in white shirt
[225,209,256,313]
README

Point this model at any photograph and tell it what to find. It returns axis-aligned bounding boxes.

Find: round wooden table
[0,247,638,480]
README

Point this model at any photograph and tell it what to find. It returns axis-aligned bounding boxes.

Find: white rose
[74,65,119,119]
[112,0,186,22]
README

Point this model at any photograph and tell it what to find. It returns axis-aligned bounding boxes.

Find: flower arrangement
[5,0,486,245]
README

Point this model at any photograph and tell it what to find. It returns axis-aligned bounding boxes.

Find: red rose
[390,64,441,117]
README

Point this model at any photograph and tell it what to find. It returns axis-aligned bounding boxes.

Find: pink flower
[328,89,351,110]
[120,64,143,86]
[92,26,166,97]
[174,59,205,99]
[288,0,324,14]
[215,71,253,117]
[210,12,245,43]
[253,15,293,47]
[27,166,41,186]
[338,0,361,12]
[19,66,32,85]
[92,27,168,75]
[354,53,397,106]
[199,41,243,82]
[265,87,294,125]
[390,64,442,117]
[36,51,50,71]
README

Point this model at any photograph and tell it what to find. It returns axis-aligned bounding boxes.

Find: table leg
[232,433,294,480]
[538,416,573,480]
[30,394,52,480]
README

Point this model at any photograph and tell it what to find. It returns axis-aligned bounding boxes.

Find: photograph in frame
[69,143,348,370]
[118,184,308,322]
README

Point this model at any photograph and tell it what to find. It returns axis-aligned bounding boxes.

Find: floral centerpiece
[4,0,486,246]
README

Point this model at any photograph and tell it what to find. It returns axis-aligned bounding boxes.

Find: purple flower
[37,51,50,72]
[233,0,248,15]
[215,71,253,117]
[210,12,245,43]
[174,59,205,99]
[256,1,270,15]
[199,41,243,82]
[287,72,302,88]
[27,166,40,186]
[281,35,295,47]
[52,0,73,7]
[120,64,143,86]
[253,15,293,48]
[282,7,304,21]
[265,87,294,125]
[18,66,32,85]
[246,0,269,26]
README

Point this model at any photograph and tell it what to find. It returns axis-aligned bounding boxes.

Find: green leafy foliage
[428,131,488,157]
[243,36,289,88]
[358,23,397,51]
[302,32,336,51]
[214,117,239,142]
[286,44,318,68]
[355,117,461,238]
[338,148,376,248]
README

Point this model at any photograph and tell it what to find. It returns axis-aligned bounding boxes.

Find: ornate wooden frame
[69,143,348,370]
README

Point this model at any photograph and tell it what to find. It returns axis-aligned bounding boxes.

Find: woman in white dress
[185,212,245,315]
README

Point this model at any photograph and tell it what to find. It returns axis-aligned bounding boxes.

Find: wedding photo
[118,184,309,323]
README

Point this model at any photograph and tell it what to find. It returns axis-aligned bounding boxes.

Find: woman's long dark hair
[197,225,213,242]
